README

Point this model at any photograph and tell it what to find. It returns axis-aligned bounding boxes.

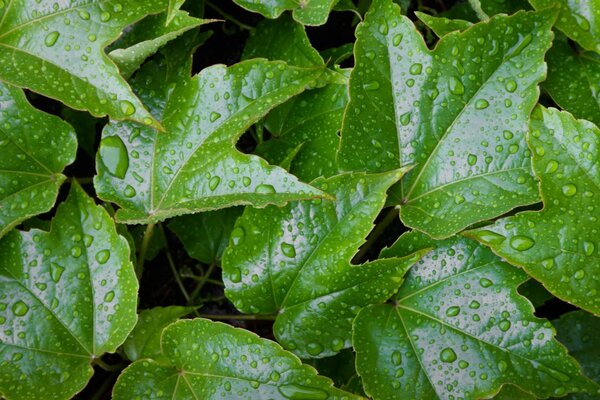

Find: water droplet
[573,269,585,280]
[445,306,460,317]
[454,194,465,204]
[100,11,111,22]
[440,348,457,363]
[12,301,29,316]
[278,384,329,400]
[363,81,380,91]
[209,176,221,191]
[50,262,65,282]
[95,249,110,264]
[393,33,403,46]
[467,154,477,166]
[78,10,90,20]
[509,235,535,251]
[473,230,506,245]
[270,371,281,382]
[99,136,129,179]
[573,13,591,31]
[209,111,221,122]
[583,241,595,256]
[123,185,136,198]
[391,351,402,365]
[469,300,480,309]
[242,177,251,187]
[119,100,136,116]
[104,291,115,302]
[449,77,464,95]
[281,242,296,258]
[561,184,577,197]
[475,99,489,109]
[400,111,411,126]
[229,268,241,283]
[545,160,558,174]
[542,258,554,270]
[306,342,324,356]
[505,80,517,93]
[479,278,493,288]
[71,246,82,258]
[255,184,276,194]
[44,31,59,47]
[409,63,422,75]
[499,320,511,331]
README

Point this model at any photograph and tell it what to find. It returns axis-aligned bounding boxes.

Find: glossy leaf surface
[0,83,76,238]
[338,0,553,238]
[544,37,600,126]
[0,184,138,400]
[113,318,360,400]
[223,170,427,358]
[529,0,600,53]
[123,306,195,362]
[355,232,597,400]
[0,0,169,127]
[554,311,600,399]
[233,0,338,25]
[416,12,472,37]
[466,107,600,315]
[95,56,327,224]
[168,207,243,264]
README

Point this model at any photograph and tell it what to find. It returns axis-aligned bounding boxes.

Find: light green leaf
[544,37,600,126]
[123,306,196,362]
[355,232,597,400]
[466,106,600,315]
[167,0,186,24]
[338,0,554,239]
[529,0,600,54]
[233,0,339,25]
[0,183,138,400]
[242,15,324,67]
[416,11,472,37]
[492,385,536,399]
[0,0,170,128]
[554,311,600,400]
[108,10,209,78]
[94,54,328,224]
[113,318,361,400]
[223,170,428,358]
[0,83,76,238]
[168,207,243,264]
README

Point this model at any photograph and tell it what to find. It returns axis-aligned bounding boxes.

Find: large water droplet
[281,242,296,258]
[209,176,221,191]
[467,154,478,166]
[104,291,115,302]
[50,262,65,282]
[278,384,329,400]
[99,136,129,179]
[505,80,517,93]
[445,306,460,317]
[509,235,535,251]
[561,184,577,197]
[391,351,402,365]
[44,31,59,47]
[440,348,457,363]
[12,301,29,316]
[209,111,221,122]
[473,230,505,245]
[306,342,324,356]
[449,77,465,95]
[95,249,110,264]
[255,184,276,194]
[119,100,136,116]
[475,99,489,109]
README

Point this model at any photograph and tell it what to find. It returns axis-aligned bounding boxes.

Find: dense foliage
[0,0,599,399]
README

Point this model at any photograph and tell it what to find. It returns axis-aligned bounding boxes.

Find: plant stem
[89,371,118,400]
[206,0,253,30]
[67,177,94,184]
[93,357,125,372]
[190,262,217,302]
[199,314,277,321]
[136,223,155,280]
[354,207,400,263]
[468,0,489,21]
[161,224,192,303]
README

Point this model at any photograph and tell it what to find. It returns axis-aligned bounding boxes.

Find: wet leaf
[529,0,600,53]
[94,54,328,224]
[416,12,472,37]
[354,231,597,400]
[0,0,171,128]
[233,0,339,25]
[0,183,138,400]
[0,83,77,238]
[113,318,360,400]
[466,106,600,315]
[223,170,428,358]
[338,0,554,238]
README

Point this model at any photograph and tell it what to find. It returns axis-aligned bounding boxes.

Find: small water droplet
[545,160,558,174]
[119,100,136,116]
[391,351,402,365]
[505,80,517,93]
[255,184,276,194]
[95,249,110,264]
[306,342,324,356]
[499,320,511,331]
[509,235,535,251]
[400,111,411,126]
[363,81,380,91]
[123,185,136,198]
[281,242,296,258]
[573,269,585,280]
[449,77,464,95]
[454,194,465,204]
[209,176,221,191]
[475,99,489,109]
[209,111,221,122]
[393,33,403,46]
[409,63,422,75]
[12,301,29,316]
[445,306,460,317]
[561,184,577,197]
[583,242,595,256]
[50,263,65,282]
[467,154,477,166]
[440,348,457,363]
[479,278,493,288]
[44,31,60,47]
[78,10,90,20]
[104,291,115,302]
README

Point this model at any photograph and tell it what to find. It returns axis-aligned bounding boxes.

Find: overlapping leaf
[338,0,554,238]
[0,83,76,238]
[0,184,138,400]
[466,106,600,315]
[223,170,427,358]
[233,0,338,25]
[94,43,328,224]
[0,0,171,127]
[544,37,600,126]
[353,231,597,400]
[416,12,472,37]
[529,0,600,54]
[113,318,360,400]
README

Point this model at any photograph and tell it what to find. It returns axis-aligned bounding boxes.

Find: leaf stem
[199,314,277,321]
[468,0,489,21]
[136,223,155,280]
[162,226,192,303]
[354,207,400,263]
[190,262,217,302]
[205,0,253,30]
[93,357,126,372]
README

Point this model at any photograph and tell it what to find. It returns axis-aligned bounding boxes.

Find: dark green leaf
[233,0,339,25]
[416,11,472,37]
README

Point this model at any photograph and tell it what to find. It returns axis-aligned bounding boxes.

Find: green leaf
[167,0,186,24]
[94,55,329,224]
[529,0,600,54]
[0,183,138,400]
[0,83,76,238]
[113,318,361,400]
[0,0,170,128]
[554,311,600,399]
[168,207,243,264]
[355,232,597,400]
[338,0,554,239]
[108,10,209,78]
[416,11,472,37]
[518,279,554,308]
[233,0,339,26]
[123,306,196,362]
[223,170,428,358]
[492,385,536,400]
[242,16,324,67]
[543,37,600,126]
[466,106,600,315]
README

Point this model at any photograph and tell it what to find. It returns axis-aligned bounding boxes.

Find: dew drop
[409,63,422,75]
[561,184,577,197]
[44,31,60,47]
[542,258,554,270]
[208,176,221,191]
[363,81,380,91]
[505,80,517,93]
[509,235,535,251]
[255,184,276,194]
[391,351,402,366]
[573,269,585,280]
[119,100,136,116]
[12,301,29,317]
[209,111,221,122]
[242,177,251,187]
[230,227,245,246]
[278,384,329,400]
[449,77,465,95]
[445,306,460,317]
[50,263,65,282]
[281,242,296,258]
[104,291,115,302]
[393,33,403,46]
[479,278,493,288]
[440,348,457,363]
[123,185,136,198]
[95,249,110,264]
[306,342,324,356]
[583,241,595,256]
[473,230,505,245]
[475,99,489,109]
[400,111,411,126]
[545,160,558,174]
[499,320,511,332]
[454,194,465,204]
[99,136,129,179]
[467,154,477,166]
